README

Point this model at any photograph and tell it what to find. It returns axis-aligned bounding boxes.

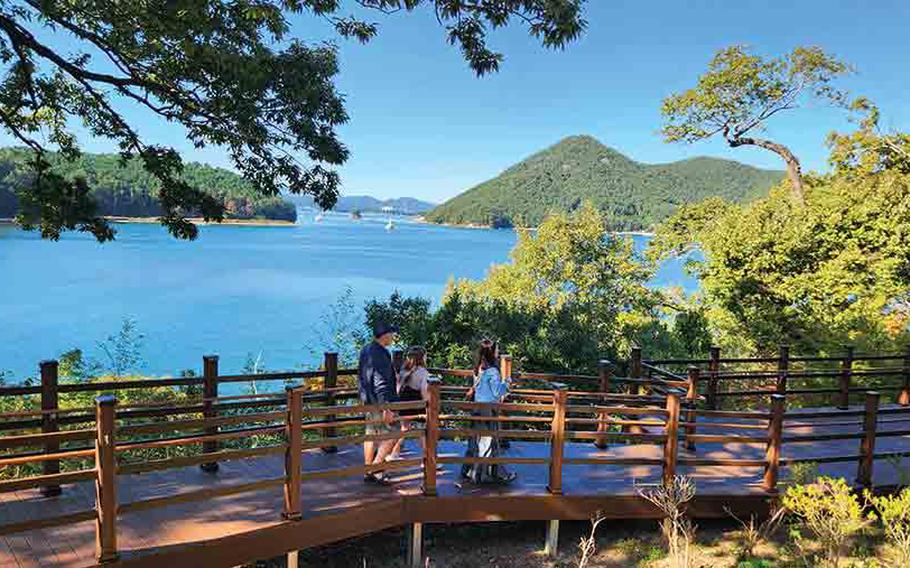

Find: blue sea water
[0,211,697,382]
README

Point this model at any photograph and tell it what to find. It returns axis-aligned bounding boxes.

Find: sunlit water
[0,211,697,383]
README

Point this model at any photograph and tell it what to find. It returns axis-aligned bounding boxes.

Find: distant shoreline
[2,216,296,227]
[105,216,296,227]
[413,216,654,237]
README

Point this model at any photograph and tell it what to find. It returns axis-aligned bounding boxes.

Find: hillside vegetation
[0,148,296,222]
[425,135,783,229]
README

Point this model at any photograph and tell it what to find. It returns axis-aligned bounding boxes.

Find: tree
[661,45,851,204]
[649,104,910,355]
[0,0,586,241]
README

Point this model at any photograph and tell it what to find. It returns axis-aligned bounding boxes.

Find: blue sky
[5,0,910,203]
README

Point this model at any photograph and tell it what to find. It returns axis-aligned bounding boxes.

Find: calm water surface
[0,212,696,381]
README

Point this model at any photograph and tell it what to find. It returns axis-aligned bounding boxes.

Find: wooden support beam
[857,391,881,490]
[663,394,680,486]
[763,394,785,493]
[200,355,219,473]
[595,360,612,449]
[547,384,568,495]
[707,346,720,410]
[684,366,699,451]
[423,379,440,497]
[838,345,854,410]
[283,387,303,520]
[287,550,299,568]
[322,352,339,453]
[40,359,61,497]
[95,395,118,563]
[776,345,789,395]
[406,522,424,568]
[544,519,559,557]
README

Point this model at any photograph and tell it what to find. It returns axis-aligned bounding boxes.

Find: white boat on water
[385,218,395,231]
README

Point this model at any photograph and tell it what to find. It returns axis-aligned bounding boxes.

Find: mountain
[0,148,296,222]
[287,194,436,215]
[424,135,784,230]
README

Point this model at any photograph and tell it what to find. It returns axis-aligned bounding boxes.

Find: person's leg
[388,419,408,459]
[363,440,375,466]
[372,437,396,465]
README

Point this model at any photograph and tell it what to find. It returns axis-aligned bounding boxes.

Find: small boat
[385,218,395,231]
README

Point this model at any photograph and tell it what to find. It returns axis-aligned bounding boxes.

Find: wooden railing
[644,344,910,410]
[2,347,910,562]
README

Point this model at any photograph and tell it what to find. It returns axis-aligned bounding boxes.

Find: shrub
[638,475,697,568]
[782,477,869,567]
[866,487,910,566]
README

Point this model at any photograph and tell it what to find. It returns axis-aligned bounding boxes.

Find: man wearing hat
[357,321,399,483]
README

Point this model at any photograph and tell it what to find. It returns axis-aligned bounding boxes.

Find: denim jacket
[473,366,509,403]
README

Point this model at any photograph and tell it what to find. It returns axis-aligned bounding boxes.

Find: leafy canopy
[650,102,910,355]
[661,45,850,203]
[0,0,586,241]
[368,204,707,372]
[662,45,850,144]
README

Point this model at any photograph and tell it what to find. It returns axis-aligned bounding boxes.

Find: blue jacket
[474,366,509,403]
[357,341,397,404]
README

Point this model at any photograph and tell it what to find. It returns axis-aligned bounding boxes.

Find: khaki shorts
[365,411,394,435]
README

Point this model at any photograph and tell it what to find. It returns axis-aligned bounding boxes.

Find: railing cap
[203,354,219,362]
[39,359,58,368]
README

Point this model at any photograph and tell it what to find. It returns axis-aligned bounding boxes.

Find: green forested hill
[425,135,783,229]
[0,148,296,222]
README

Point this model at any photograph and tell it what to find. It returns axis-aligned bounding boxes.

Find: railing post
[423,378,441,496]
[595,360,612,449]
[322,352,339,454]
[838,345,854,410]
[200,355,219,472]
[663,393,680,486]
[776,344,789,395]
[500,354,513,385]
[899,345,910,406]
[684,366,699,451]
[857,391,880,490]
[630,346,643,396]
[763,394,785,493]
[95,395,118,563]
[707,346,720,410]
[40,359,61,497]
[547,383,568,495]
[283,387,303,520]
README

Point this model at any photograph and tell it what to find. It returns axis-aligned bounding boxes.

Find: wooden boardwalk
[3,408,910,568]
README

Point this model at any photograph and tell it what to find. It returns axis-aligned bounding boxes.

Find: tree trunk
[729,136,805,205]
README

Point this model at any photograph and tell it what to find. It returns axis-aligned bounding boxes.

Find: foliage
[96,317,145,378]
[662,45,851,203]
[786,462,821,487]
[367,204,702,373]
[725,505,786,561]
[782,477,869,567]
[0,148,296,222]
[310,286,368,368]
[866,487,910,566]
[637,475,697,568]
[649,105,910,355]
[0,0,585,241]
[425,135,782,230]
[576,511,606,568]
